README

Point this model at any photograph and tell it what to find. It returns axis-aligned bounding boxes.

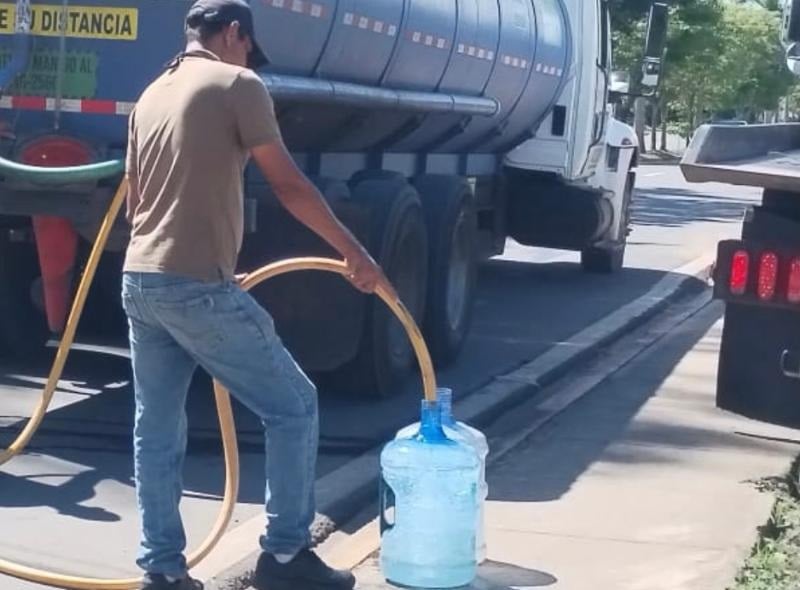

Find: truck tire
[239,175,367,374]
[580,245,625,273]
[413,175,477,366]
[0,231,49,357]
[581,172,634,274]
[334,177,428,397]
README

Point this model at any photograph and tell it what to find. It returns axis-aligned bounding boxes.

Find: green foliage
[609,0,660,33]
[612,0,794,137]
[730,469,800,590]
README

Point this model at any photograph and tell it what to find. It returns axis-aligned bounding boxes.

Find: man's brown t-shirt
[123,50,280,281]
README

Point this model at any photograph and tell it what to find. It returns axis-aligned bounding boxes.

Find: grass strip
[731,455,800,590]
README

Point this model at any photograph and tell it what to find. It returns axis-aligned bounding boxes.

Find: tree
[713,4,795,119]
[611,1,793,144]
[611,1,726,149]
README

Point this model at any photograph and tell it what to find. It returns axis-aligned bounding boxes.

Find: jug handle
[379,477,396,534]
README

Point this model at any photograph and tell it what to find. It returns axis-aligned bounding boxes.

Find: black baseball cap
[186,0,269,69]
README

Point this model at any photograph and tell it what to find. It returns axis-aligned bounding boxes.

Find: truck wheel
[413,175,477,366]
[581,173,634,274]
[581,245,625,273]
[0,231,49,357]
[336,177,428,397]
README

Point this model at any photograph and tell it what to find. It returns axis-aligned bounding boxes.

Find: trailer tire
[413,174,477,366]
[0,231,49,357]
[335,177,428,397]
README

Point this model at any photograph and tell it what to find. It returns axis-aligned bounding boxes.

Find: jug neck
[438,388,456,427]
[418,400,447,442]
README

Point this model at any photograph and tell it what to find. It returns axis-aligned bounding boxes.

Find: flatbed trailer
[682,122,800,428]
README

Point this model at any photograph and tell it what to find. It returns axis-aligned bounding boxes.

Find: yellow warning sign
[0,4,138,41]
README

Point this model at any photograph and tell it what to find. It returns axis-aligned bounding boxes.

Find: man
[121,1,388,589]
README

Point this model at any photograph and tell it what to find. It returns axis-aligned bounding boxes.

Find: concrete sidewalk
[350,305,800,590]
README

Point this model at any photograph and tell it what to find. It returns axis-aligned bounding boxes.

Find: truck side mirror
[787,42,800,76]
[642,2,669,89]
[608,70,632,104]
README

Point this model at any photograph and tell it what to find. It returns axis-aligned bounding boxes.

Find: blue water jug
[380,399,481,588]
[396,388,489,563]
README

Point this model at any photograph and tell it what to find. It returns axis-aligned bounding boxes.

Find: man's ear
[225,21,241,46]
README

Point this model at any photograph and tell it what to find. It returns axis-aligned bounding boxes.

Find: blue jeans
[121,272,319,578]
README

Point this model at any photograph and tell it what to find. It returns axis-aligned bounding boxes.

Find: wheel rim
[446,209,471,332]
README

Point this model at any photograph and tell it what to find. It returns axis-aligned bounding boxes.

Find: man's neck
[185,41,222,60]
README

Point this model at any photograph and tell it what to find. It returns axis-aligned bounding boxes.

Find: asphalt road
[0,165,762,587]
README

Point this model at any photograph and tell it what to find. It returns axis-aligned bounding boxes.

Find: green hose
[0,155,124,185]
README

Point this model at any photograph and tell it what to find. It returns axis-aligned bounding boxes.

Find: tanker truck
[0,0,666,397]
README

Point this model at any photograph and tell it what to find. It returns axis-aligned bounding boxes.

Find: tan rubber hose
[0,179,437,589]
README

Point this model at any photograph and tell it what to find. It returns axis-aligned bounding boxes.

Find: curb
[199,255,714,590]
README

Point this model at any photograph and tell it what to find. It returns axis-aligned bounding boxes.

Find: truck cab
[504,0,665,273]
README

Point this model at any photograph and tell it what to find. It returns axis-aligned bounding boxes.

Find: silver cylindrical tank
[251,0,570,154]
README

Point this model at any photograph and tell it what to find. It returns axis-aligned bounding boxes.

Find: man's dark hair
[185,16,246,44]
[181,1,269,68]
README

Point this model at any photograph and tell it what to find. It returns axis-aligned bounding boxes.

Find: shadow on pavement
[487,304,722,504]
[474,560,557,588]
[356,558,557,590]
[483,303,794,505]
[632,190,753,228]
[0,469,120,522]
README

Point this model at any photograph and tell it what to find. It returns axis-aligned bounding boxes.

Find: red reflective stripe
[81,100,116,114]
[0,96,131,115]
[13,96,47,110]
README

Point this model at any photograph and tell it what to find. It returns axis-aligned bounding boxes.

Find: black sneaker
[140,573,203,590]
[253,549,356,590]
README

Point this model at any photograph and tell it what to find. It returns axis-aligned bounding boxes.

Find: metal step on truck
[0,0,665,397]
[680,0,800,428]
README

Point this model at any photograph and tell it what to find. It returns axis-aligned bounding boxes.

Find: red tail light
[757,252,779,301]
[729,250,749,295]
[788,258,800,304]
